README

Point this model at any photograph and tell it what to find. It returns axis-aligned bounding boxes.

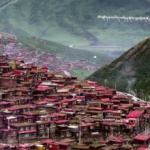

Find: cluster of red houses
[0,53,150,150]
[0,38,150,150]
[2,36,99,74]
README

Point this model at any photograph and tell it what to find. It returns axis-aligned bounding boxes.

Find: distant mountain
[87,37,150,99]
[0,0,149,47]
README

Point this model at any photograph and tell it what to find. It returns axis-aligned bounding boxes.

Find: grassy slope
[18,37,116,78]
[0,0,149,47]
[87,38,150,97]
[70,69,93,79]
[18,37,114,65]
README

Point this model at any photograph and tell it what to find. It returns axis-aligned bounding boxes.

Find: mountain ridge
[87,37,150,99]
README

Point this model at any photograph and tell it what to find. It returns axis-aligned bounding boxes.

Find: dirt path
[0,0,19,11]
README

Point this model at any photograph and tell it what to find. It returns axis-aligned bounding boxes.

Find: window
[50,123,56,127]
[40,124,44,128]
[52,118,56,121]
[24,134,29,137]
[20,127,24,131]
[40,130,45,134]
[29,133,35,137]
[25,126,29,130]
[17,110,20,113]
[11,131,16,135]
[47,90,50,94]
[28,119,32,122]
[20,134,24,137]
[31,126,35,130]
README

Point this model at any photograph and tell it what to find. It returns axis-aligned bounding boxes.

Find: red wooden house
[36,120,51,139]
[0,144,10,150]
[7,104,36,115]
[10,122,37,141]
[1,128,18,143]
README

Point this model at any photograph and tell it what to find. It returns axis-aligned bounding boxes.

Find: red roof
[76,96,85,100]
[8,106,20,111]
[45,97,57,101]
[19,130,36,134]
[56,120,69,124]
[55,99,76,104]
[67,85,75,88]
[127,111,144,118]
[58,84,64,87]
[109,136,127,143]
[100,98,110,102]
[13,70,24,75]
[0,66,10,68]
[88,107,102,111]
[18,143,33,148]
[1,128,17,132]
[87,80,98,86]
[50,113,65,117]
[42,139,55,144]
[0,144,9,148]
[103,110,121,113]
[36,85,50,91]
[55,142,70,146]
[42,67,48,72]
[134,135,150,141]
[95,86,106,91]
[81,123,94,127]
[113,94,125,99]
[63,99,76,102]
[55,101,63,105]
[62,108,76,112]
[35,100,47,105]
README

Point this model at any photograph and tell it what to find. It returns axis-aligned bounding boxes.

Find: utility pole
[140,89,144,100]
[134,89,137,97]
[114,83,116,90]
[77,116,82,144]
[104,79,107,87]
[128,85,131,94]
[47,127,50,139]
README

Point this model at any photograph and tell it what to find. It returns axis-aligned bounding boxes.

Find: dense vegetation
[0,0,149,47]
[87,38,150,99]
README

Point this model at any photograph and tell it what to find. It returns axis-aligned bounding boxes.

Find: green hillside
[18,37,113,65]
[87,37,150,99]
[0,0,149,47]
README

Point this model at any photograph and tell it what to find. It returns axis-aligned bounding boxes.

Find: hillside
[17,37,113,65]
[87,37,150,99]
[1,34,116,78]
[0,0,149,47]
